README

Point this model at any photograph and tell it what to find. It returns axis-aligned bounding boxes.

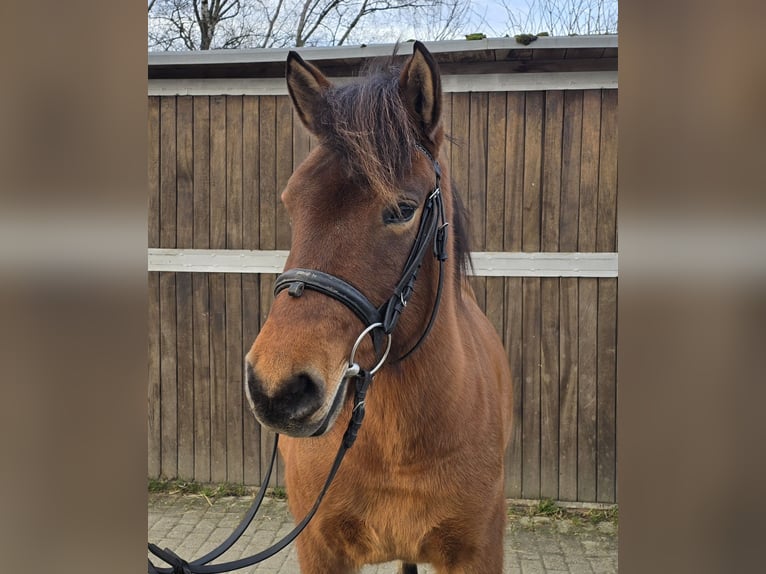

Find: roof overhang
[148,35,618,80]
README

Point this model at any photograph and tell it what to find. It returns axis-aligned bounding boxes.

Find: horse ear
[286,51,332,135]
[399,41,442,140]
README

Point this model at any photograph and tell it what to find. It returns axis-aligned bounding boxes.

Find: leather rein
[148,144,448,574]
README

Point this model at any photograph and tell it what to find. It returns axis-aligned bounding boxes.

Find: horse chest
[325,492,447,564]
[325,458,462,555]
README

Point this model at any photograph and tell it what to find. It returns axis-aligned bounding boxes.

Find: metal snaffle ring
[348,322,392,376]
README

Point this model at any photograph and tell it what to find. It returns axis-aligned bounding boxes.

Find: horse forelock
[307,59,472,285]
[315,66,416,207]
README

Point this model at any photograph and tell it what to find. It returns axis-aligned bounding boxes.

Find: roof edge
[148,35,618,67]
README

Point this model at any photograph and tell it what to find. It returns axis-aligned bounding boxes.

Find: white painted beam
[148,249,618,277]
[443,71,617,92]
[148,249,289,274]
[470,252,618,277]
[148,71,617,96]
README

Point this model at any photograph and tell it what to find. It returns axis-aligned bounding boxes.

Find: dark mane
[315,56,472,284]
[450,181,473,284]
[316,58,416,206]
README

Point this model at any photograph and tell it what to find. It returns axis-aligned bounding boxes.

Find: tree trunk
[198,0,214,50]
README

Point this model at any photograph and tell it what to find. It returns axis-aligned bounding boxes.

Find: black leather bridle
[274,142,448,362]
[148,144,448,574]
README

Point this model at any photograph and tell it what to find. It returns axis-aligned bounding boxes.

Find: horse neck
[364,256,471,453]
[360,164,475,453]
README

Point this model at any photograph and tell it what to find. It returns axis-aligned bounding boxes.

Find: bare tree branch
[259,0,286,47]
[335,0,369,45]
[297,0,346,46]
[149,0,612,53]
[500,0,617,36]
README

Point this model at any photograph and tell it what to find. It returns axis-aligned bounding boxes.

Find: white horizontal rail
[149,249,618,277]
[149,249,288,274]
[443,71,617,92]
[148,71,617,96]
[470,252,617,277]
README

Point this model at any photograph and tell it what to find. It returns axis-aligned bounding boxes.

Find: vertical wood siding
[147,89,618,502]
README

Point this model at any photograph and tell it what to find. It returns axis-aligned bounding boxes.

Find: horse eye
[383,202,417,225]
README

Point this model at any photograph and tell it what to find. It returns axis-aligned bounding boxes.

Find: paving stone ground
[148,494,617,573]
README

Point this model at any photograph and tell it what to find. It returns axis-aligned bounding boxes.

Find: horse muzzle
[245,362,349,437]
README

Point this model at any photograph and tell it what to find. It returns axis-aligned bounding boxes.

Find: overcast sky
[471,0,514,34]
[148,0,617,51]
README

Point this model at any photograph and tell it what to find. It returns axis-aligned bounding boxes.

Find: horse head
[245,42,464,438]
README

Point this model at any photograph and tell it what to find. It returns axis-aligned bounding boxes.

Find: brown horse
[245,42,513,573]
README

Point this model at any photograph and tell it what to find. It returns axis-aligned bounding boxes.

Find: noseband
[273,143,449,364]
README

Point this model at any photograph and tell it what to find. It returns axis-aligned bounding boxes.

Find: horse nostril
[279,372,323,419]
[246,364,324,424]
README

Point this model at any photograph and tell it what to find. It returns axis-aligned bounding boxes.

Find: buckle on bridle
[435,222,449,261]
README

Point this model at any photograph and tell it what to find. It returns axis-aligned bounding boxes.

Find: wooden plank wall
[147,88,618,503]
